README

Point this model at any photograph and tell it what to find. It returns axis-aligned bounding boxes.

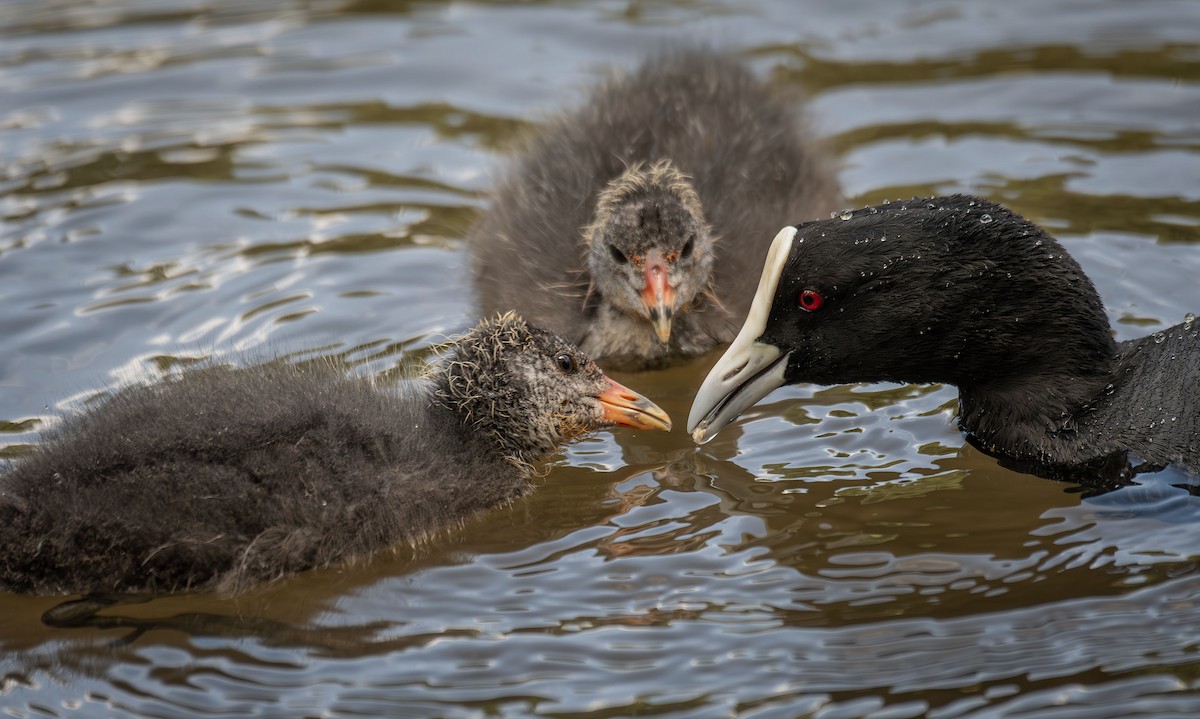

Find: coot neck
[955,338,1120,468]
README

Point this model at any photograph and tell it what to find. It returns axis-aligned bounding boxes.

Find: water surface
[2,1,1199,717]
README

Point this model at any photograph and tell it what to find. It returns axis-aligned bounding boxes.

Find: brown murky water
[2,1,1200,717]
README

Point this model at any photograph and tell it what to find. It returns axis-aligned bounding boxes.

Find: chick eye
[681,234,695,259]
[609,245,627,264]
[798,288,824,312]
[555,352,578,373]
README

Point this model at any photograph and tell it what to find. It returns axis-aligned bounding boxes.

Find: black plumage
[470,49,841,370]
[0,314,669,596]
[689,195,1199,481]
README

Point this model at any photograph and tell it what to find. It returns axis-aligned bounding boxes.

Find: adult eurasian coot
[688,195,1198,480]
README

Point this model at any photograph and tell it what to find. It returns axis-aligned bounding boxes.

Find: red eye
[798,288,823,312]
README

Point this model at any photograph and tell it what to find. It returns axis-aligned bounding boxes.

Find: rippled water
[3,1,1200,717]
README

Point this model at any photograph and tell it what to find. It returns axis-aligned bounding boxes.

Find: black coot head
[688,195,1113,442]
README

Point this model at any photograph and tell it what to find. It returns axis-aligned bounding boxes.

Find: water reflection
[10,525,1196,718]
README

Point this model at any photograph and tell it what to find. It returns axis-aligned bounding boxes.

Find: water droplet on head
[839,210,853,220]
[979,214,993,224]
[1154,332,1166,344]
[1185,312,1196,329]
[1033,239,1043,247]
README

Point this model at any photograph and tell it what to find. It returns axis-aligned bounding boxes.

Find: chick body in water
[0,314,670,596]
[470,49,841,370]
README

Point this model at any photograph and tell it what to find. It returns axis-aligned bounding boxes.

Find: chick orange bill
[598,377,672,431]
[640,249,676,344]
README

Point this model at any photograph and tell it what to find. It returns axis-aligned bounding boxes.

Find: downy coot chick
[0,313,670,596]
[470,49,841,370]
[688,195,1199,479]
